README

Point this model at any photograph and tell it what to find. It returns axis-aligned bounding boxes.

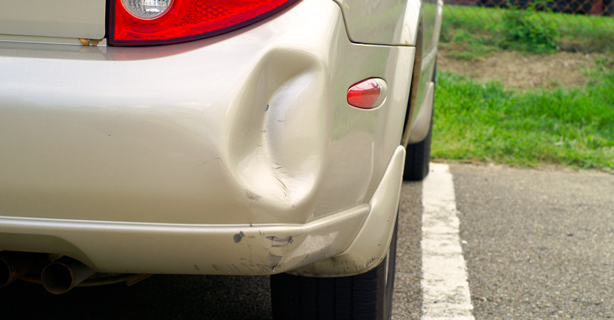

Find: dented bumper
[0,147,403,275]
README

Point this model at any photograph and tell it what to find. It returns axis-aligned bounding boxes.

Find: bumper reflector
[347,78,387,109]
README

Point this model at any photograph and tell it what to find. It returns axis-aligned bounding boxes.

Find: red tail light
[109,0,299,46]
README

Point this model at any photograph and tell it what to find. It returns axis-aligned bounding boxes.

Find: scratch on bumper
[0,204,368,275]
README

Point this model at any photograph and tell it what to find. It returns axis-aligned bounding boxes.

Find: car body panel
[422,0,443,58]
[407,81,434,143]
[334,0,422,46]
[293,146,405,276]
[403,0,442,145]
[0,0,414,226]
[0,0,106,39]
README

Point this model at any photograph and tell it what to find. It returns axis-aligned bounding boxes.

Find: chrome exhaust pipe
[41,257,94,295]
[0,252,46,288]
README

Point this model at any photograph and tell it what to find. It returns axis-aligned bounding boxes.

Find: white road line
[421,163,474,320]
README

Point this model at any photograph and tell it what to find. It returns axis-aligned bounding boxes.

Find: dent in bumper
[0,0,413,227]
[291,146,405,276]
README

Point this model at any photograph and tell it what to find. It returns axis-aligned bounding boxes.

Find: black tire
[270,217,398,320]
[403,61,436,182]
[403,120,432,181]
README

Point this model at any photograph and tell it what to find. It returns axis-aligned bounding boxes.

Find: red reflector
[347,79,384,109]
[109,0,299,46]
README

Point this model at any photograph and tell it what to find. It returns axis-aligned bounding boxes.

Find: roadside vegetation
[440,5,614,58]
[433,6,614,172]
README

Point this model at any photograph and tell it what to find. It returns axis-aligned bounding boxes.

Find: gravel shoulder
[438,51,601,90]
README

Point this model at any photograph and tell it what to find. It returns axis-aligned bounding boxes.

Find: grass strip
[432,70,614,172]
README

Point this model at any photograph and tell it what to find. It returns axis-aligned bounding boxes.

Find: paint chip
[233,231,245,243]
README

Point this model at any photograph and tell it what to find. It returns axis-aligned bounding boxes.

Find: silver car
[0,0,442,318]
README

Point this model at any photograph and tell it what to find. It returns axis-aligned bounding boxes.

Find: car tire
[270,215,398,320]
[403,119,432,181]
[403,61,436,182]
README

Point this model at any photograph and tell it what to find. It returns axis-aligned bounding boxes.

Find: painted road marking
[421,163,474,320]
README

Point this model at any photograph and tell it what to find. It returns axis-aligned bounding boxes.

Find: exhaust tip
[0,258,13,288]
[41,257,94,295]
[41,263,74,294]
[0,252,42,288]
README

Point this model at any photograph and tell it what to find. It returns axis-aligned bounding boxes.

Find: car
[0,0,442,318]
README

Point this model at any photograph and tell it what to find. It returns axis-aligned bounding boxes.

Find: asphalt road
[1,164,612,319]
[453,164,614,319]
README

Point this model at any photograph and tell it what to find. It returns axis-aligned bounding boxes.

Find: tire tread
[271,219,398,320]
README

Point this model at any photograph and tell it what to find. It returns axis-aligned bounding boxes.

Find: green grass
[434,5,614,171]
[441,5,614,59]
[439,30,501,60]
[432,63,614,171]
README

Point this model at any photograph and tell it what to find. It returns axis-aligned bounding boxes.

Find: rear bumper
[0,205,369,275]
[0,147,404,275]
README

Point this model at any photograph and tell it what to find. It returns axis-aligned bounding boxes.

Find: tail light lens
[109,0,299,46]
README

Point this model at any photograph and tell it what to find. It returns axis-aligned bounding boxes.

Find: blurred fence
[445,0,613,15]
[442,0,614,52]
